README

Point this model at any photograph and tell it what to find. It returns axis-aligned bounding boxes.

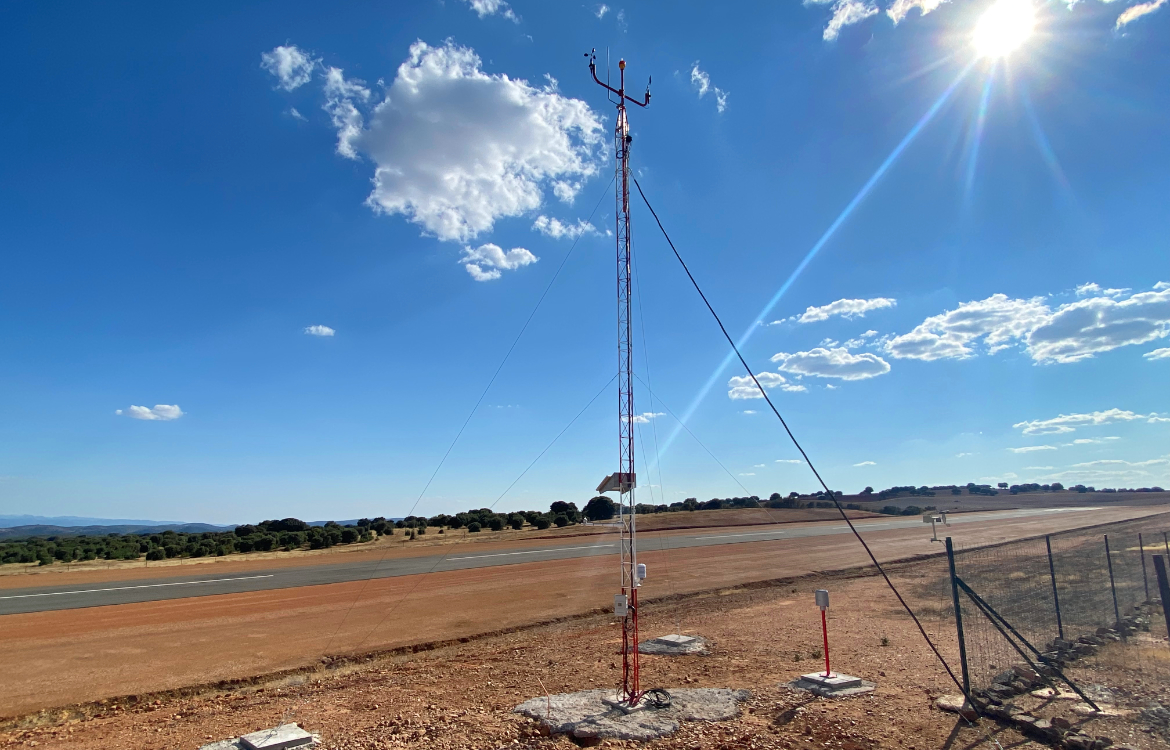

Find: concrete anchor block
[199,725,318,750]
[638,634,710,656]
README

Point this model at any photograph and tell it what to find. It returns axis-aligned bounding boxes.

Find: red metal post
[821,609,831,677]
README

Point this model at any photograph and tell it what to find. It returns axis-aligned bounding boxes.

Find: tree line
[5,481,1160,566]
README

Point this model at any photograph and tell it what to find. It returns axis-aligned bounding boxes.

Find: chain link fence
[947,513,1170,692]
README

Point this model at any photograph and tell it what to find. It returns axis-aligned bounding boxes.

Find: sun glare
[973,0,1036,59]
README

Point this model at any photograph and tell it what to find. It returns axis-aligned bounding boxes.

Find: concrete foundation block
[199,725,318,750]
[514,687,750,740]
[787,672,876,698]
[638,634,710,655]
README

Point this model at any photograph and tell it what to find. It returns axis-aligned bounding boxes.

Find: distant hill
[0,514,188,528]
[0,523,234,540]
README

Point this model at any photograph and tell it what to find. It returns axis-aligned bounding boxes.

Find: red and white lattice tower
[588,50,650,707]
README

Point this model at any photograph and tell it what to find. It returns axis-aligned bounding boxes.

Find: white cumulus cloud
[1070,437,1121,445]
[790,297,896,324]
[314,41,603,244]
[853,461,876,467]
[1028,287,1170,363]
[884,294,1049,361]
[885,284,1170,364]
[532,215,596,240]
[1145,348,1170,360]
[460,243,538,281]
[304,325,335,337]
[1014,408,1158,435]
[1008,445,1058,453]
[595,4,610,18]
[689,62,728,114]
[776,459,804,464]
[727,372,807,399]
[116,405,185,421]
[261,45,318,91]
[626,412,665,424]
[771,347,891,381]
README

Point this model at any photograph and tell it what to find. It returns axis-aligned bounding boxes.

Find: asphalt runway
[0,506,1093,615]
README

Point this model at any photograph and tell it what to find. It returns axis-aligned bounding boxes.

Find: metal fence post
[1140,533,1150,602]
[1153,555,1170,649]
[1046,534,1064,640]
[1105,534,1121,626]
[946,537,971,698]
[1164,531,1169,562]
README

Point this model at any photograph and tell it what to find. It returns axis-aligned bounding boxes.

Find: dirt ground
[0,505,1165,724]
[9,559,1160,750]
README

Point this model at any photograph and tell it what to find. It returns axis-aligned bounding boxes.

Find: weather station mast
[587,48,651,708]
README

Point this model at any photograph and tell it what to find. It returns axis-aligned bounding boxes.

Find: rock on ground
[514,687,751,740]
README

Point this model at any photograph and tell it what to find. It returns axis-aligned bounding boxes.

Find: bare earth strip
[0,505,1164,718]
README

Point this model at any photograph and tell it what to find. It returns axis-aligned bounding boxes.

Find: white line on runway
[693,531,792,540]
[448,544,616,561]
[0,575,276,600]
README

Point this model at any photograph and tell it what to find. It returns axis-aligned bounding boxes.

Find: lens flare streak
[964,65,996,199]
[652,60,978,462]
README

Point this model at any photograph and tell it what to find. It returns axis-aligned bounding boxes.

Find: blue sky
[1,0,1167,525]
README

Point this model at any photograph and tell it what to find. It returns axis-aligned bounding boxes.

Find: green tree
[583,496,616,521]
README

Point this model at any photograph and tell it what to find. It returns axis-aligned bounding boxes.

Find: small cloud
[689,62,728,114]
[808,0,880,42]
[261,45,319,91]
[1008,445,1058,453]
[1145,348,1170,360]
[1014,408,1153,435]
[853,460,876,467]
[772,347,891,381]
[1116,0,1168,30]
[739,472,756,477]
[1076,282,1130,298]
[116,404,185,421]
[792,298,896,324]
[616,9,627,30]
[843,330,880,348]
[595,3,610,18]
[727,372,807,399]
[741,410,757,415]
[1024,466,1055,470]
[1071,437,1121,445]
[776,459,804,464]
[462,0,519,22]
[753,463,766,468]
[955,452,974,458]
[825,384,840,390]
[286,107,307,121]
[532,215,596,240]
[626,412,664,424]
[304,325,335,337]
[461,243,538,281]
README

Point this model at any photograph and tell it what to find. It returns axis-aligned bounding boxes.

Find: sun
[973,0,1036,59]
